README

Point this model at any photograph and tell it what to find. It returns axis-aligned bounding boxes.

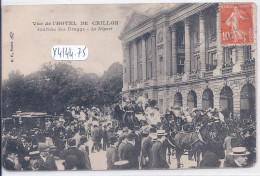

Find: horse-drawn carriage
[3,111,53,132]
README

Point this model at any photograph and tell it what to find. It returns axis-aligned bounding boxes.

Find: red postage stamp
[220,3,254,45]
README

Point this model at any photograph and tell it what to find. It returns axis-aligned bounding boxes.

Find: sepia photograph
[1,2,257,172]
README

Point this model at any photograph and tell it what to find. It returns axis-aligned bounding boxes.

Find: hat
[38,143,49,152]
[122,127,128,132]
[157,130,167,136]
[68,139,76,147]
[80,136,88,143]
[110,136,118,144]
[6,143,18,155]
[127,133,135,141]
[229,147,250,156]
[114,160,129,166]
[192,108,198,113]
[150,127,157,133]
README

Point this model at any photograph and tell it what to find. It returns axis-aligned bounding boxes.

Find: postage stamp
[220,3,254,45]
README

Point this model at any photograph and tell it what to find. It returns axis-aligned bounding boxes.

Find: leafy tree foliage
[2,62,123,117]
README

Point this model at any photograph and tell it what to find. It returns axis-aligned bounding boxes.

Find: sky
[2,4,161,80]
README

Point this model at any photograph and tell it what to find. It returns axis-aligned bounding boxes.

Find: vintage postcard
[1,2,257,173]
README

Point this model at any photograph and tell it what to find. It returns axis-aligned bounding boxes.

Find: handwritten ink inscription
[52,45,88,61]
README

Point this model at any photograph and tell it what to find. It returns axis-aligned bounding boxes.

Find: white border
[1,0,260,175]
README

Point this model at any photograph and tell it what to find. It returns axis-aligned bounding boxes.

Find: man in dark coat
[242,129,256,166]
[16,135,31,170]
[200,151,221,168]
[103,125,109,150]
[3,143,22,170]
[60,139,87,170]
[151,130,169,169]
[118,134,127,160]
[118,127,128,145]
[106,136,119,170]
[98,124,104,150]
[121,133,139,169]
[141,127,156,169]
[114,103,124,128]
[34,143,57,171]
[91,125,100,152]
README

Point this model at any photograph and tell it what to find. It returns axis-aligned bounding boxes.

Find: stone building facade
[119,3,256,120]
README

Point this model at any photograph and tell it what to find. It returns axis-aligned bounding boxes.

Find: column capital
[183,18,191,26]
[133,39,138,44]
[151,30,156,37]
[122,42,129,48]
[171,24,177,32]
[214,4,220,13]
[141,35,147,41]
[198,11,206,20]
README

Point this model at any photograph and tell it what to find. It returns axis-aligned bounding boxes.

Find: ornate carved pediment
[121,11,149,34]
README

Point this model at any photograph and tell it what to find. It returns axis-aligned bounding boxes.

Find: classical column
[236,45,245,64]
[151,31,157,79]
[133,39,138,81]
[164,22,171,77]
[123,43,130,84]
[216,5,224,68]
[184,18,191,74]
[171,24,177,75]
[199,12,206,72]
[141,36,147,80]
[233,90,241,120]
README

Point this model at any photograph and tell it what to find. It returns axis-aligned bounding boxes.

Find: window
[207,52,217,71]
[146,36,153,79]
[177,54,185,74]
[159,57,164,75]
[147,61,152,79]
[224,47,235,64]
[137,40,142,80]
[129,44,134,82]
[178,30,185,47]
[139,63,143,80]
[192,55,200,72]
[245,45,253,60]
[208,10,216,42]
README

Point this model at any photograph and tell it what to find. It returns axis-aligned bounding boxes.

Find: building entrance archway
[220,86,233,120]
[240,83,255,121]
[174,92,183,107]
[187,91,197,111]
[202,88,214,110]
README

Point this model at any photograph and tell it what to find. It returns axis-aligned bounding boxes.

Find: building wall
[120,3,256,120]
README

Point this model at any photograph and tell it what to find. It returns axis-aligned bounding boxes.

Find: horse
[173,121,211,168]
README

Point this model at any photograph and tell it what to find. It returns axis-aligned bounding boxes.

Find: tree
[99,62,123,106]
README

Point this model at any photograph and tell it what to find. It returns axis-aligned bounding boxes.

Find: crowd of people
[2,97,256,171]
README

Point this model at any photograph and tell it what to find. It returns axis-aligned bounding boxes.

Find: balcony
[241,62,255,71]
[203,71,213,78]
[221,67,233,74]
[174,74,183,83]
[221,62,234,75]
[188,71,199,81]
